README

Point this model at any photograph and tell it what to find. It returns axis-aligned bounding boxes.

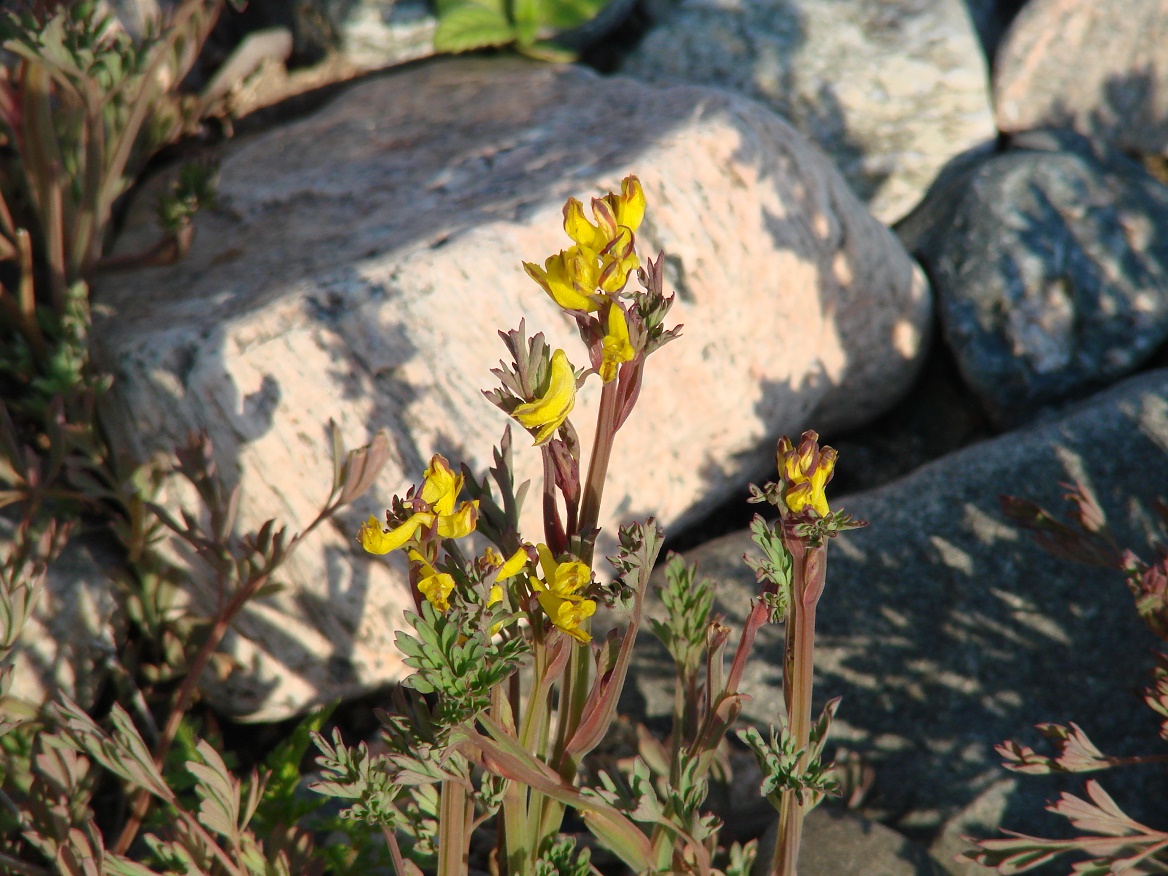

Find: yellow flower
[482,546,529,609]
[599,302,635,383]
[563,176,645,251]
[533,544,596,643]
[420,455,463,515]
[512,349,576,445]
[597,226,639,294]
[357,455,478,555]
[357,512,434,555]
[408,549,456,612]
[524,245,604,312]
[563,177,646,294]
[776,433,836,517]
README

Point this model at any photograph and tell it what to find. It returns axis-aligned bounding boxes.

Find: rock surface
[94,57,930,721]
[994,0,1168,156]
[621,0,996,224]
[899,130,1168,428]
[627,367,1168,866]
[5,522,123,711]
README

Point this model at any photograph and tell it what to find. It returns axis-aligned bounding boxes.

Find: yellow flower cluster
[357,455,478,555]
[357,456,593,640]
[508,177,648,447]
[534,545,596,643]
[524,177,646,312]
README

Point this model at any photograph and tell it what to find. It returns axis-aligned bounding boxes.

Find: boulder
[900,130,1168,428]
[628,367,1168,867]
[620,0,996,224]
[93,57,930,721]
[994,0,1168,156]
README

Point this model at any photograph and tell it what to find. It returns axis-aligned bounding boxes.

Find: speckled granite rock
[621,0,996,224]
[995,0,1168,156]
[900,130,1168,428]
[94,57,930,721]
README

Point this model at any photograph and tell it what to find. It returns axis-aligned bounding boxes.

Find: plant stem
[437,776,473,876]
[576,379,620,559]
[773,542,826,876]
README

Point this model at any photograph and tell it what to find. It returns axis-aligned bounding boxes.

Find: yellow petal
[564,197,604,250]
[488,584,503,607]
[512,349,576,445]
[418,572,456,612]
[535,543,557,585]
[552,559,591,596]
[421,455,462,516]
[357,512,434,555]
[615,176,645,232]
[496,547,530,580]
[599,304,636,383]
[437,500,479,539]
[537,590,596,643]
[597,226,639,293]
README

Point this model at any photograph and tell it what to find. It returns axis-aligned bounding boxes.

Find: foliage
[433,0,615,59]
[961,483,1168,874]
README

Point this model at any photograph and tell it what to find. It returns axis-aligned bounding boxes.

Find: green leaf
[434,4,517,53]
[532,0,609,30]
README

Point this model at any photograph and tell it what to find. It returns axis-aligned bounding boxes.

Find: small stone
[621,0,996,224]
[901,130,1168,427]
[994,0,1168,156]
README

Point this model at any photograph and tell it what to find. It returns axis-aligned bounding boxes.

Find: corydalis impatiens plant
[737,431,865,876]
[331,176,685,876]
[320,178,865,876]
[961,483,1168,874]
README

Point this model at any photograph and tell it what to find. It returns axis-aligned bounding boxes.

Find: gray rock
[629,367,1168,868]
[754,808,954,876]
[902,130,1168,428]
[94,57,929,721]
[995,0,1168,156]
[621,0,996,224]
[327,0,438,71]
[3,521,123,710]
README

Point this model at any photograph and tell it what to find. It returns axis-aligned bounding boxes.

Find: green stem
[437,776,472,876]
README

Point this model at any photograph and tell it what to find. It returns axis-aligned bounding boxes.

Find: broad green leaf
[434,4,516,53]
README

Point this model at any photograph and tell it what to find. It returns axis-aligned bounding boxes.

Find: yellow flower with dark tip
[599,302,636,383]
[776,432,836,517]
[408,548,456,612]
[512,349,576,445]
[533,544,596,643]
[523,245,604,312]
[357,455,478,555]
